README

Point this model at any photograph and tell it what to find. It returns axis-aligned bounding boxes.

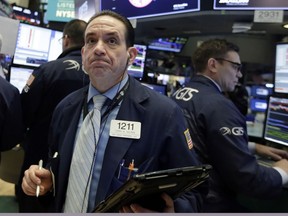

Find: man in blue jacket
[172,38,288,212]
[18,19,90,212]
[0,77,24,150]
[21,10,206,213]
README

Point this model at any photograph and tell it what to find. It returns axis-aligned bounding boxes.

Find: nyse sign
[56,0,75,18]
[46,0,75,22]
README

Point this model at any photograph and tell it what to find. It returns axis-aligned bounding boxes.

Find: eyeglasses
[215,58,242,72]
[58,35,68,44]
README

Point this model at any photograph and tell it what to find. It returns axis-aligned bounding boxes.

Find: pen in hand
[36,159,43,197]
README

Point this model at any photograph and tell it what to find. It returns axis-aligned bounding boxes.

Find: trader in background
[0,76,24,151]
[172,38,288,212]
[18,19,90,212]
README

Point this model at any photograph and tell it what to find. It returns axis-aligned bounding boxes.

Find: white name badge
[110,120,141,139]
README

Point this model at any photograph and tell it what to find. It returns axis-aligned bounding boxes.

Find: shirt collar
[87,74,129,103]
[200,74,222,92]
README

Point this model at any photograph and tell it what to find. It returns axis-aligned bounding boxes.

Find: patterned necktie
[64,94,106,213]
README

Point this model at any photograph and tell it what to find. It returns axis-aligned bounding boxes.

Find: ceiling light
[283,24,288,29]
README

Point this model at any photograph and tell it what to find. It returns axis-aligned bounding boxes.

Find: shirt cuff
[273,167,288,185]
[248,141,256,154]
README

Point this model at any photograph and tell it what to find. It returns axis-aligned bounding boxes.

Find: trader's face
[81,15,136,92]
[215,51,242,92]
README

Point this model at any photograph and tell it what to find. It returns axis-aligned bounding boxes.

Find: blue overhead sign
[45,0,74,22]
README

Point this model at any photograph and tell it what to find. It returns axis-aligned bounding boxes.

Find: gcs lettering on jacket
[220,127,244,136]
[173,87,199,101]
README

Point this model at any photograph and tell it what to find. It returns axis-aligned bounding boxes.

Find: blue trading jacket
[172,75,282,212]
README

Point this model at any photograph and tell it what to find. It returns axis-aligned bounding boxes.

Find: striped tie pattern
[64,94,106,213]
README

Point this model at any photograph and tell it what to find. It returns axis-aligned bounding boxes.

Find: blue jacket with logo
[19,47,90,212]
[172,75,282,212]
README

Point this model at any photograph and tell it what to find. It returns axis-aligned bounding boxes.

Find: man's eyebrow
[106,31,120,37]
[85,32,95,38]
[85,31,120,39]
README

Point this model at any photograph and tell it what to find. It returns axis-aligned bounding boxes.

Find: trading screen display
[148,37,188,53]
[274,43,288,94]
[250,85,272,98]
[9,66,34,92]
[214,0,288,10]
[13,23,62,67]
[12,5,41,25]
[264,96,288,147]
[127,44,147,79]
[250,98,267,112]
[100,0,200,19]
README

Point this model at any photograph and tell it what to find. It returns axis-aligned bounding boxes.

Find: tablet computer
[93,164,212,212]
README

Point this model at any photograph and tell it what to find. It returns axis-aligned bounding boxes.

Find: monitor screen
[148,37,188,53]
[250,98,267,112]
[127,44,147,79]
[12,5,41,25]
[13,23,62,67]
[250,85,272,98]
[214,0,288,10]
[264,96,288,147]
[0,16,19,56]
[100,0,200,19]
[9,66,34,92]
[274,43,288,94]
[48,29,63,61]
[141,83,167,95]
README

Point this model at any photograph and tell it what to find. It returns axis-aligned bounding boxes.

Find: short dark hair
[192,38,240,73]
[63,19,87,46]
[86,10,135,48]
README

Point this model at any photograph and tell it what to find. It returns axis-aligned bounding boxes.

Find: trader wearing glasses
[172,38,288,212]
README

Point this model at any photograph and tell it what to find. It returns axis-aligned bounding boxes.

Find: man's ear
[207,58,218,74]
[63,36,70,49]
[127,47,138,65]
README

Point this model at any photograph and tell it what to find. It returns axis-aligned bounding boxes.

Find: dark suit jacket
[0,77,24,150]
[46,77,206,212]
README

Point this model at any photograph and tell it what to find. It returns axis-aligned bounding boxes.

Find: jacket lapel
[95,78,148,205]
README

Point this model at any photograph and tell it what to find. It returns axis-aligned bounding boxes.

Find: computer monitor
[48,29,63,61]
[274,43,288,94]
[9,66,34,92]
[263,95,288,147]
[250,98,267,112]
[127,44,147,79]
[0,16,19,56]
[148,37,188,53]
[250,85,272,98]
[13,23,62,67]
[246,84,272,141]
[12,5,41,25]
[141,83,167,95]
